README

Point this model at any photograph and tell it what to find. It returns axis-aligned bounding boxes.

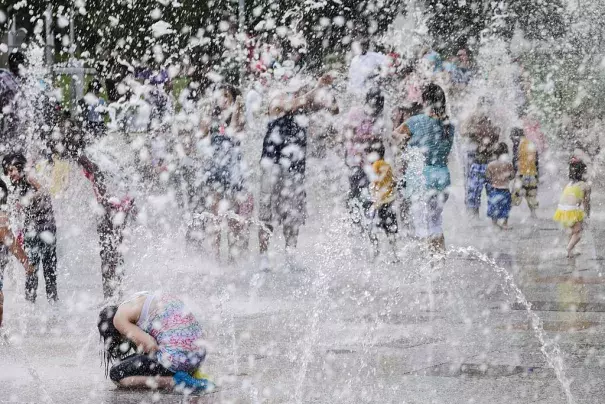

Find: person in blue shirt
[78,79,107,139]
[393,83,454,252]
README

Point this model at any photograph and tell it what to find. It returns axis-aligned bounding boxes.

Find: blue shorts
[487,188,512,219]
[466,163,488,209]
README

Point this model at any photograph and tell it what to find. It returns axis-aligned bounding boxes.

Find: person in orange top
[368,143,398,259]
[510,128,539,218]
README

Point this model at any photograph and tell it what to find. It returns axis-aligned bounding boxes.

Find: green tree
[425,0,566,54]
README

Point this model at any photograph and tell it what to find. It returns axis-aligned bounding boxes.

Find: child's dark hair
[0,178,8,206]
[422,83,447,120]
[495,142,509,158]
[97,306,136,377]
[510,127,524,139]
[365,87,384,117]
[366,140,386,161]
[218,83,241,101]
[569,157,587,182]
[2,152,27,176]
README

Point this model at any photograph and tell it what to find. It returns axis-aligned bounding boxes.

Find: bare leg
[369,230,379,259]
[259,224,272,255]
[567,222,583,257]
[116,376,175,390]
[388,234,399,263]
[0,291,4,327]
[228,218,247,262]
[491,218,498,227]
[283,224,299,249]
[210,198,222,261]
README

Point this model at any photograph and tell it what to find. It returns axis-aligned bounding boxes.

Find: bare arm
[0,220,34,275]
[393,123,412,150]
[199,117,211,138]
[268,75,334,118]
[230,96,246,132]
[26,175,42,191]
[584,186,591,218]
[113,300,159,354]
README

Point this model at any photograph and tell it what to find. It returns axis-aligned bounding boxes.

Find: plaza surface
[1,154,604,404]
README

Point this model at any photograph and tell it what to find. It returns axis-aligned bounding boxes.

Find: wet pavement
[1,159,604,403]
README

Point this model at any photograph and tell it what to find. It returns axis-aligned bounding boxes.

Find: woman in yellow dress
[553,158,591,258]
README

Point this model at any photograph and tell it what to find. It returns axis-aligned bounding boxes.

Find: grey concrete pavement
[0,159,604,403]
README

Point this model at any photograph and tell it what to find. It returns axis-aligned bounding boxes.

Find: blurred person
[553,158,591,258]
[2,152,58,303]
[465,116,500,216]
[368,142,398,259]
[510,128,539,218]
[48,114,135,300]
[258,74,338,270]
[147,70,174,131]
[198,84,250,262]
[1,51,27,152]
[348,38,388,95]
[0,178,35,327]
[391,103,422,234]
[393,83,454,253]
[0,68,20,152]
[78,79,108,139]
[97,291,212,393]
[344,88,386,230]
[8,51,26,81]
[486,143,515,230]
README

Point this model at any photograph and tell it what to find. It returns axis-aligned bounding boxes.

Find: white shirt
[348,52,388,94]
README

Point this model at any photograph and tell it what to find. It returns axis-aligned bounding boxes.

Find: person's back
[518,136,538,176]
[405,113,454,192]
[134,292,205,372]
[262,113,307,175]
[406,114,454,167]
[21,185,56,235]
[486,159,514,189]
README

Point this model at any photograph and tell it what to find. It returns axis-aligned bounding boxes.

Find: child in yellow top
[553,158,591,258]
[368,143,398,260]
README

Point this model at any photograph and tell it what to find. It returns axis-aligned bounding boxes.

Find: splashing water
[445,246,574,404]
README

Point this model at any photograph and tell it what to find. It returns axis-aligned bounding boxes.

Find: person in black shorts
[2,152,58,303]
[258,74,339,270]
[198,84,248,261]
[367,142,398,260]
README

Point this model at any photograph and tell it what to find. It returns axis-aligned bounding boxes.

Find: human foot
[173,371,215,394]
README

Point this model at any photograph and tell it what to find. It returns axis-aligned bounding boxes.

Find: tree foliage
[1,0,403,73]
[425,0,566,53]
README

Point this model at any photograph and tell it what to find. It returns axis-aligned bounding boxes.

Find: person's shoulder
[405,114,424,126]
[486,160,498,171]
[0,212,8,227]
